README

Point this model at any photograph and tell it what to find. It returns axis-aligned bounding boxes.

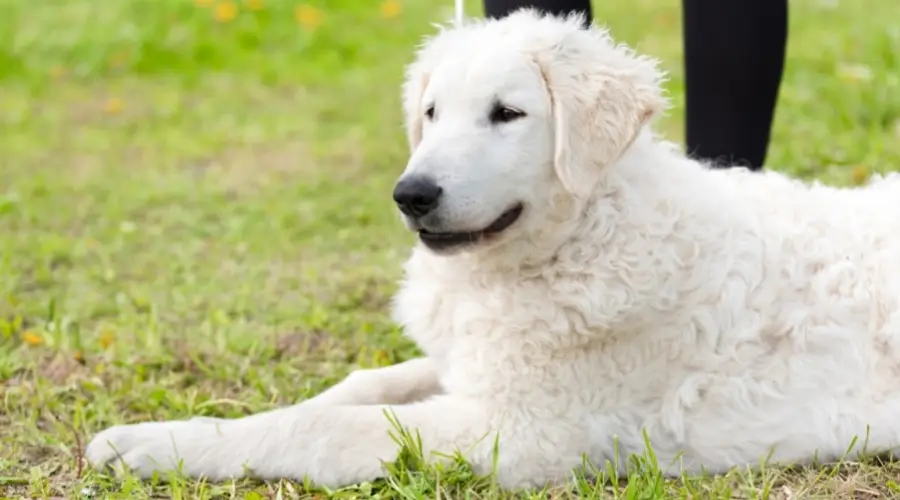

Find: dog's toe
[86,420,241,480]
[86,425,142,470]
[86,422,189,477]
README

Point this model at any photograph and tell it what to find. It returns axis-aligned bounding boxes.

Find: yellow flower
[373,349,390,365]
[214,1,238,22]
[49,65,67,80]
[109,51,129,69]
[243,0,264,10]
[22,331,44,346]
[99,330,116,349]
[295,4,323,29]
[104,97,123,114]
[194,0,214,6]
[380,0,401,19]
[851,165,870,185]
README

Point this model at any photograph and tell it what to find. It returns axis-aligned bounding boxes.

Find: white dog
[86,9,900,490]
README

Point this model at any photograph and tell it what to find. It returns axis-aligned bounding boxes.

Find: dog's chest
[392,266,515,364]
[391,258,681,406]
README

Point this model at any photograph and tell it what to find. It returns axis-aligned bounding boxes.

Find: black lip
[418,203,524,252]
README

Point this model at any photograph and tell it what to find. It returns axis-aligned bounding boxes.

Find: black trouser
[483,0,788,171]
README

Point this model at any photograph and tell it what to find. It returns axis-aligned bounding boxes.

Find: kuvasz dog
[87,9,900,490]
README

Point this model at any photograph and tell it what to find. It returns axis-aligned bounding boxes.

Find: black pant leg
[682,0,788,170]
[483,0,592,23]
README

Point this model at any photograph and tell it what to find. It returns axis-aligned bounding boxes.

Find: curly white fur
[86,9,900,490]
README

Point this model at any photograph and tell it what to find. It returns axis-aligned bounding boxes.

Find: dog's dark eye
[489,103,525,124]
[425,104,435,120]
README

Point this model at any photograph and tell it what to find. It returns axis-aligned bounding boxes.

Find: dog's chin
[415,203,524,255]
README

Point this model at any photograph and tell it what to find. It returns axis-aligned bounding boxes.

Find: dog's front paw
[86,420,239,480]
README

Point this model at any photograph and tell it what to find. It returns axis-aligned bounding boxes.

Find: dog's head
[393,9,667,256]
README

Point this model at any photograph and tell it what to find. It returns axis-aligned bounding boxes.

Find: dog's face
[393,10,667,256]
[393,44,555,255]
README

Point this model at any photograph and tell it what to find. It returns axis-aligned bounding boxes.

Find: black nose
[392,175,443,217]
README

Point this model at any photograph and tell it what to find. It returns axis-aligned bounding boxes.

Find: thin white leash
[454,0,465,25]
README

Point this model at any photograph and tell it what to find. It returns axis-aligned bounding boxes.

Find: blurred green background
[1,0,899,497]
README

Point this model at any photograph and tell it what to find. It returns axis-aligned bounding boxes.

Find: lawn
[1,0,900,498]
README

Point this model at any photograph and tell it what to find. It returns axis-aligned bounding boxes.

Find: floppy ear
[401,23,474,154]
[401,62,430,153]
[537,28,668,198]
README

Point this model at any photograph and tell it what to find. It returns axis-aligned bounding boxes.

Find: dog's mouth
[418,203,524,252]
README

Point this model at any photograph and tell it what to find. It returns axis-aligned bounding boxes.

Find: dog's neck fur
[401,123,762,346]
[408,126,750,323]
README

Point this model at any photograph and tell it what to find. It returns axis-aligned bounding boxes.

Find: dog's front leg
[185,357,442,428]
[308,357,442,406]
[86,395,492,488]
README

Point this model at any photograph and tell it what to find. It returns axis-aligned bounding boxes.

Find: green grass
[1,0,900,497]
